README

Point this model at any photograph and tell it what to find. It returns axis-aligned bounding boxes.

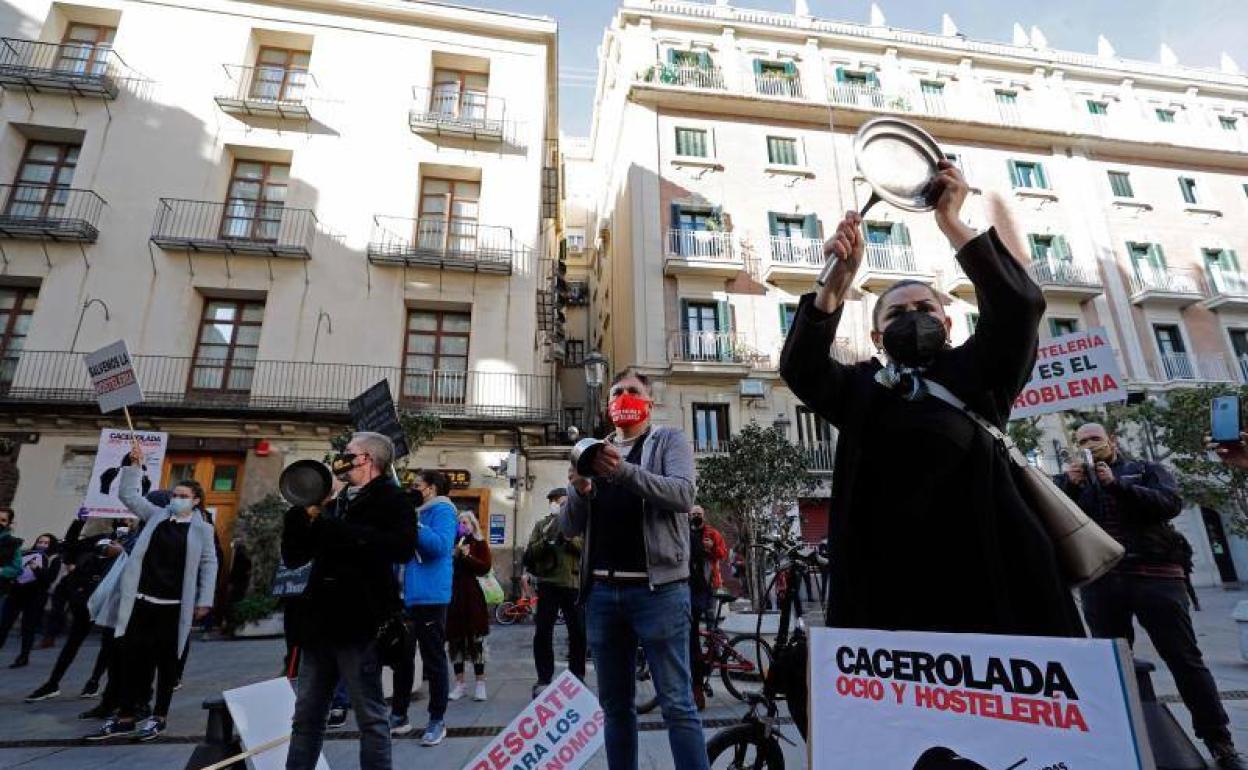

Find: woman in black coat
[0,532,61,667]
[780,162,1082,638]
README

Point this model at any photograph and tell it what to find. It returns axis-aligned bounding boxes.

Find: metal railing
[1150,353,1236,383]
[692,439,731,455]
[0,350,558,422]
[215,64,314,118]
[639,62,726,90]
[996,101,1023,125]
[0,184,105,242]
[150,198,317,258]
[409,86,506,139]
[668,331,760,365]
[1027,259,1102,288]
[768,236,823,266]
[666,229,736,261]
[801,440,836,472]
[0,37,129,97]
[828,83,911,111]
[752,73,803,98]
[1129,267,1204,296]
[1208,271,1248,297]
[864,243,920,273]
[916,91,947,116]
[367,216,514,273]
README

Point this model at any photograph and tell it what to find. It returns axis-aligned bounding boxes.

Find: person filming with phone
[1055,422,1244,769]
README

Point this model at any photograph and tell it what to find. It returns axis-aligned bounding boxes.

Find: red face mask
[608,393,650,428]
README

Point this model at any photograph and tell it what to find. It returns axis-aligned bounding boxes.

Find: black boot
[1209,740,1248,770]
[9,654,29,668]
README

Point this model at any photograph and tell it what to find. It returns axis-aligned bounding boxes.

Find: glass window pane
[234,162,265,180]
[212,465,238,492]
[267,165,290,183]
[231,347,258,364]
[240,303,265,322]
[18,165,54,184]
[0,292,14,310]
[258,49,288,65]
[229,180,262,201]
[443,313,471,332]
[27,143,63,162]
[196,344,230,361]
[192,367,223,389]
[464,73,488,91]
[227,368,254,391]
[408,312,437,331]
[407,335,436,354]
[290,52,311,68]
[441,357,468,372]
[433,69,459,85]
[440,337,468,356]
[234,325,261,346]
[205,301,239,321]
[422,179,450,195]
[407,354,435,370]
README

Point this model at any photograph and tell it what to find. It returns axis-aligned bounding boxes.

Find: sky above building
[493,0,1248,137]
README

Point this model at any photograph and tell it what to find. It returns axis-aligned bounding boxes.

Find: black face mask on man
[881,310,947,368]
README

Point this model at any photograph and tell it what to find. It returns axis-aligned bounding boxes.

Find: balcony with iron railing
[1128,267,1205,307]
[409,86,507,140]
[0,350,558,423]
[692,439,731,455]
[1148,352,1237,385]
[214,64,315,120]
[828,83,913,112]
[1026,259,1104,300]
[0,184,105,242]
[751,72,803,99]
[667,331,767,375]
[638,62,726,91]
[0,37,133,98]
[1204,271,1248,312]
[150,198,317,258]
[801,440,836,473]
[763,236,824,283]
[855,243,934,293]
[664,229,742,277]
[367,216,513,274]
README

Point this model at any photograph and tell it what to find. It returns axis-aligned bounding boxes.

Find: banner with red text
[1010,327,1126,420]
[809,627,1153,770]
[463,670,604,770]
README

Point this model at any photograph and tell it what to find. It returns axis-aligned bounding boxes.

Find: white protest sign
[224,677,329,770]
[1011,327,1126,419]
[809,627,1153,770]
[83,340,144,414]
[80,429,168,518]
[463,670,604,770]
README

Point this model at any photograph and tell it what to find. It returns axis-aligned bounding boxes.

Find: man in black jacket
[1057,422,1243,770]
[282,432,417,770]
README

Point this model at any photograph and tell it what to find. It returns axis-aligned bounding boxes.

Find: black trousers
[0,585,46,658]
[46,600,104,687]
[1081,574,1230,744]
[391,604,448,721]
[533,583,586,684]
[120,600,181,720]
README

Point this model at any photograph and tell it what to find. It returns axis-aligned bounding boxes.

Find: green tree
[695,422,816,610]
[1007,417,1043,456]
[231,493,287,627]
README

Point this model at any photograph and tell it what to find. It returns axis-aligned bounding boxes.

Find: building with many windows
[0,0,567,584]
[568,0,1248,581]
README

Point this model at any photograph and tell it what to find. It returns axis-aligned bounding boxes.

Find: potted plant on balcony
[231,493,287,637]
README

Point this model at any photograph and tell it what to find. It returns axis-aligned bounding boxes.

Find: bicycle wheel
[720,634,774,702]
[494,602,518,625]
[706,723,785,770]
[634,646,659,714]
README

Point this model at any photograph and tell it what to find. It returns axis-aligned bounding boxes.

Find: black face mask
[881,310,947,368]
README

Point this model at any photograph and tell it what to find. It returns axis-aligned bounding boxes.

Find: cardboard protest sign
[809,627,1153,770]
[224,677,328,770]
[1011,328,1126,420]
[348,380,410,459]
[83,340,143,414]
[80,429,168,518]
[271,561,313,598]
[463,671,604,770]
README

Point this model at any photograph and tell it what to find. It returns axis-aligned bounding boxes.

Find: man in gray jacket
[561,369,708,770]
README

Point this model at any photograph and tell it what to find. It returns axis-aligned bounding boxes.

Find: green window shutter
[867,71,880,87]
[752,59,763,76]
[698,51,712,69]
[1230,249,1241,272]
[802,214,819,239]
[1036,163,1049,189]
[780,304,791,335]
[716,300,731,361]
[1008,160,1021,187]
[1048,319,1060,338]
[679,299,690,332]
[671,203,684,230]
[834,66,845,83]
[666,49,678,66]
[767,212,780,236]
[890,222,911,245]
[783,61,797,76]
[1027,234,1040,259]
[1151,243,1167,267]
[1055,235,1072,261]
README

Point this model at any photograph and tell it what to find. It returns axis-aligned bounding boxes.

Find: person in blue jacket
[389,470,456,746]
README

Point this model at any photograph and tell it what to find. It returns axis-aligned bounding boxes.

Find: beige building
[567,0,1248,581]
[0,0,572,587]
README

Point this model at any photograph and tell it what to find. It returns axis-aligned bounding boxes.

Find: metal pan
[279,459,332,508]
[853,117,944,215]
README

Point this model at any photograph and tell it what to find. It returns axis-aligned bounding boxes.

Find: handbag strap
[921,379,1025,463]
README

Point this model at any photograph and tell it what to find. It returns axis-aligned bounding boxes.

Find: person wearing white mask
[85,444,217,743]
[523,488,585,698]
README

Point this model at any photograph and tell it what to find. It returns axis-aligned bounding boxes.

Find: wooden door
[163,454,245,575]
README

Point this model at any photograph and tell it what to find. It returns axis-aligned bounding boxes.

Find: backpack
[522,517,562,579]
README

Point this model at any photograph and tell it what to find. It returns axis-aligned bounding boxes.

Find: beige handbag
[923,380,1124,587]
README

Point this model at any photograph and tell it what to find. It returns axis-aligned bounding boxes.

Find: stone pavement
[0,586,1244,769]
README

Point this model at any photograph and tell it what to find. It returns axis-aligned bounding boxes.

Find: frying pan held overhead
[279,459,333,508]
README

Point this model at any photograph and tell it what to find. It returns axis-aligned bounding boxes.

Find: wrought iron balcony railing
[409,86,507,140]
[801,440,836,472]
[752,73,803,99]
[1149,353,1236,383]
[1027,259,1102,288]
[828,83,913,111]
[0,37,132,98]
[667,331,769,366]
[0,350,558,422]
[367,216,514,273]
[768,236,823,266]
[638,62,726,90]
[1128,267,1204,297]
[864,243,920,273]
[0,184,105,242]
[666,229,736,261]
[214,64,315,120]
[1209,271,1248,297]
[150,198,316,258]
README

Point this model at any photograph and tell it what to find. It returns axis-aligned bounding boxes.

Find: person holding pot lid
[780,160,1083,639]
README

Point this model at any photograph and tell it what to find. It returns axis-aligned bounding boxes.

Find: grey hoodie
[559,425,697,597]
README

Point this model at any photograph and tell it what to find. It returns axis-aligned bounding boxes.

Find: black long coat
[780,227,1084,638]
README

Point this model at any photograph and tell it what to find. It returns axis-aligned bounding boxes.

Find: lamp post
[583,351,608,438]
[69,298,111,352]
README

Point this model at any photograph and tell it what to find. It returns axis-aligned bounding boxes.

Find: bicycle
[706,534,825,770]
[493,594,567,626]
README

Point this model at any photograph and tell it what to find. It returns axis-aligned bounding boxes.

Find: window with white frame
[766,136,800,166]
[1107,171,1133,198]
[675,127,709,158]
[1178,176,1199,205]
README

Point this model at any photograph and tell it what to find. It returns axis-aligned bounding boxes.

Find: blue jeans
[288,640,391,770]
[587,581,709,770]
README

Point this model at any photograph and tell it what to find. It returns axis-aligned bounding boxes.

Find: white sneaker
[448,682,466,701]
[473,681,487,702]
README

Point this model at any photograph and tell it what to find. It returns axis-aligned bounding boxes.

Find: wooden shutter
[697,51,712,69]
[767,212,780,236]
[802,214,819,239]
[752,59,763,76]
[1054,235,1071,261]
[1036,163,1049,189]
[834,66,845,83]
[783,61,797,76]
[890,222,911,245]
[1008,160,1021,187]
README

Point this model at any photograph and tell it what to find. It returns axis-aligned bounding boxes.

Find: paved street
[0,587,1244,769]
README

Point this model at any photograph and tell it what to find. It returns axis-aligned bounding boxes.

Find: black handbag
[375,610,410,666]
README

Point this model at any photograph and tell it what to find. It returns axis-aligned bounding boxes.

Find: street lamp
[583,351,608,437]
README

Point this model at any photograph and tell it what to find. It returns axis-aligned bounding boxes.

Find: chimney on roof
[1220,52,1240,75]
[1029,25,1048,49]
[1096,34,1116,60]
[1159,43,1178,67]
[1012,22,1029,47]
[795,0,811,17]
[940,13,958,37]
[869,3,886,27]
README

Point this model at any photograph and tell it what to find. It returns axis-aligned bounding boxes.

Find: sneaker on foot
[326,707,348,730]
[80,680,101,699]
[473,681,487,702]
[172,680,182,691]
[84,718,137,741]
[531,681,550,699]
[1209,740,1248,770]
[421,719,447,747]
[25,682,60,702]
[448,682,465,701]
[78,704,113,720]
[9,655,29,669]
[134,717,166,742]
[389,714,413,736]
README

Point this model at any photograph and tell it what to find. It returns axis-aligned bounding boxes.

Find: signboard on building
[81,429,169,518]
[444,469,472,489]
[83,340,144,414]
[808,627,1153,770]
[489,513,506,546]
[462,671,604,770]
[348,380,410,460]
[1010,328,1126,420]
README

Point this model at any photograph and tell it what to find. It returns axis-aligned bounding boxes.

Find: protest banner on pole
[81,428,168,518]
[83,339,145,447]
[349,379,410,459]
[462,670,604,770]
[809,627,1154,770]
[1010,327,1127,420]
